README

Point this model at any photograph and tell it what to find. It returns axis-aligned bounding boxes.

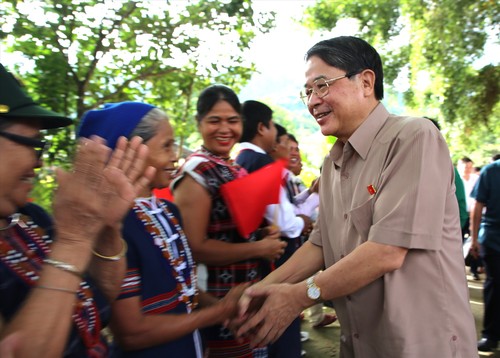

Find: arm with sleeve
[265,187,305,238]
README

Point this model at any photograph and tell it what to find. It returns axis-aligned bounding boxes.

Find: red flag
[154,187,174,201]
[220,160,284,238]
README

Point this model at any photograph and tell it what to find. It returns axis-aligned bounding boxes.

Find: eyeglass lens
[0,131,47,159]
[300,71,361,104]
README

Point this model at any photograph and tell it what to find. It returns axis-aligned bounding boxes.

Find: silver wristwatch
[306,275,322,302]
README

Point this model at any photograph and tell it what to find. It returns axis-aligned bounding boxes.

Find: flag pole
[273,204,279,229]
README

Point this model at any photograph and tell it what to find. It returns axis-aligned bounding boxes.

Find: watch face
[307,286,321,300]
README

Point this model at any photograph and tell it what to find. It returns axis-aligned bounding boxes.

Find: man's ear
[257,122,266,136]
[359,69,375,97]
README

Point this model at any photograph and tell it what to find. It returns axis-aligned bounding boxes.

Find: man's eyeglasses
[0,131,48,160]
[300,71,359,105]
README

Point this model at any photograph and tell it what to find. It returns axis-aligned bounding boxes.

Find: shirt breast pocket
[349,197,374,240]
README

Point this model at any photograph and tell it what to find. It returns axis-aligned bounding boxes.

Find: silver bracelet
[43,258,83,279]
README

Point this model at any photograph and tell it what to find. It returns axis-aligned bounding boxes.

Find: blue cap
[77,101,156,149]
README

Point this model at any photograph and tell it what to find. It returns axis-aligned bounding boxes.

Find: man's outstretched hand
[234,283,305,348]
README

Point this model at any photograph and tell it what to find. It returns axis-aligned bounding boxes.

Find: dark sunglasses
[0,131,48,160]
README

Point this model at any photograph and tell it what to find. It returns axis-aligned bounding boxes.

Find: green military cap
[0,63,72,129]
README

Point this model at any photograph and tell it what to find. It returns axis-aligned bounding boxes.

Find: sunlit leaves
[302,0,499,162]
[0,0,275,208]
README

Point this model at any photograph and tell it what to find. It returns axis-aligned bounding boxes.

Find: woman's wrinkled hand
[99,136,155,228]
[52,136,155,246]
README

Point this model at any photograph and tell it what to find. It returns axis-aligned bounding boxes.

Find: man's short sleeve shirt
[309,103,476,357]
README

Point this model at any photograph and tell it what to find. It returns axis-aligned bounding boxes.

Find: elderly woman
[0,65,153,357]
[77,101,249,358]
[172,85,286,358]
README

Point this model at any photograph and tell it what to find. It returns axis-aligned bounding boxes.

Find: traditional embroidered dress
[172,147,268,358]
[0,203,110,357]
[112,197,202,357]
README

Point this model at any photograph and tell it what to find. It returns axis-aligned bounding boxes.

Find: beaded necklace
[0,214,105,357]
[134,196,199,312]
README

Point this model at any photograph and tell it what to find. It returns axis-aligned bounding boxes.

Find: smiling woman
[0,63,154,357]
[0,120,44,215]
[76,101,251,358]
[172,85,285,358]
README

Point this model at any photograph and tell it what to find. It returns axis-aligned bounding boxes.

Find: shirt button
[344,214,348,219]
[452,335,457,341]
[343,172,349,179]
[354,333,359,339]
[340,254,345,258]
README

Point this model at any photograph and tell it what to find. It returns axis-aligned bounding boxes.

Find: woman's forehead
[1,118,42,130]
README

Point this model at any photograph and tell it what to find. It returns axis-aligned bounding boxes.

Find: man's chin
[320,126,334,137]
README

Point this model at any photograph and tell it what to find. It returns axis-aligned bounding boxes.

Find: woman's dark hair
[195,85,241,123]
[306,36,384,100]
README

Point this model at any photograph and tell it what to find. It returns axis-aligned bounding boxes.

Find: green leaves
[301,0,499,162]
[1,0,275,209]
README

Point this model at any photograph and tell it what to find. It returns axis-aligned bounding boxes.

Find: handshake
[216,279,310,348]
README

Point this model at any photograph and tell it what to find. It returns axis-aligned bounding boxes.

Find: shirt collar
[329,102,389,164]
[238,141,266,154]
[349,102,389,160]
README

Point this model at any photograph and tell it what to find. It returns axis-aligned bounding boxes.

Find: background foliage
[302,0,499,164]
[0,0,274,209]
[1,0,499,208]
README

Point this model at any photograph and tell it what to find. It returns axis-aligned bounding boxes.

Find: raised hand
[52,136,155,247]
[99,136,155,228]
[52,136,113,244]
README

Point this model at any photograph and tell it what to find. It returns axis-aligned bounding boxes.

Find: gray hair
[129,107,169,143]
